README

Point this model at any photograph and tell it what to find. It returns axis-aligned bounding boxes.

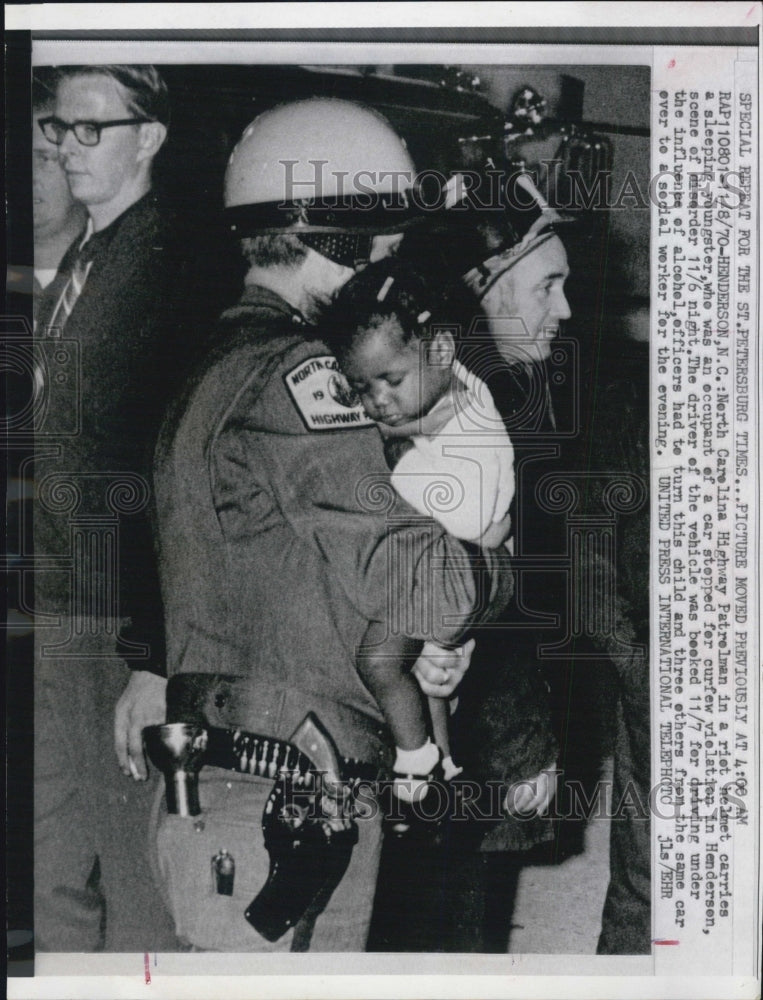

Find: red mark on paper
[747,6,756,18]
[653,939,680,945]
[144,952,151,984]
[668,59,676,69]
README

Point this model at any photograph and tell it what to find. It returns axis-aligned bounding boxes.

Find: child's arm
[356,622,427,751]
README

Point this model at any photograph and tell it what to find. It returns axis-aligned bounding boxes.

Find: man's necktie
[41,246,94,337]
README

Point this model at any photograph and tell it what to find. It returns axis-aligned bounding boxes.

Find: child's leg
[357,624,427,750]
[357,623,440,803]
[428,695,462,779]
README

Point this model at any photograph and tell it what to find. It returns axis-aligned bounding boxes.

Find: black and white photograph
[4,4,760,999]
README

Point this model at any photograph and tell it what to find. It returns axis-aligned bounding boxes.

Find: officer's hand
[412,638,475,698]
[115,671,167,780]
[504,763,559,818]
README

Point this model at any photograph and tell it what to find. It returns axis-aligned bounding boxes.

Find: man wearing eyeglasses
[34,65,180,952]
[39,70,166,229]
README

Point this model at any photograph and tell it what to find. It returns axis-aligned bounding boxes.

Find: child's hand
[503,763,559,817]
[412,638,476,697]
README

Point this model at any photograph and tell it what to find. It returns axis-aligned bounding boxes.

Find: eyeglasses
[38,115,154,147]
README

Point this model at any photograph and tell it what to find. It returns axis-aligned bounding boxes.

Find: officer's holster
[147,673,368,943]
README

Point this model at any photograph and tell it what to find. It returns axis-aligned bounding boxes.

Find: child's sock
[393,740,440,802]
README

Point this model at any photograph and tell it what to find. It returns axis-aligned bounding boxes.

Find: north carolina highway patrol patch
[284,355,376,431]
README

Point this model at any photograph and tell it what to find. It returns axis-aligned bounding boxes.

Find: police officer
[148,99,513,952]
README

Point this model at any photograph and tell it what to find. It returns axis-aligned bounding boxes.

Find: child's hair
[324,259,454,364]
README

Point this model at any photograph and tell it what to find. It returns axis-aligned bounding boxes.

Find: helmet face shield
[224,98,419,247]
[296,231,373,270]
[224,191,423,239]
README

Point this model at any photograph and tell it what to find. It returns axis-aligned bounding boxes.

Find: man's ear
[137,121,167,162]
[427,329,455,368]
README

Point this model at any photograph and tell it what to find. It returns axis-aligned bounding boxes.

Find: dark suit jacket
[35,195,191,671]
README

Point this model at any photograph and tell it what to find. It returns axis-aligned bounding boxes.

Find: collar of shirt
[78,217,94,253]
[34,266,60,290]
[237,284,307,326]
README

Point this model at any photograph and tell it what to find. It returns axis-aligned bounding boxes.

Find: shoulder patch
[283,354,376,431]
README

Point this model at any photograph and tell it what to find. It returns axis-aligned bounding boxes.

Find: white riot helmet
[224,98,419,267]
